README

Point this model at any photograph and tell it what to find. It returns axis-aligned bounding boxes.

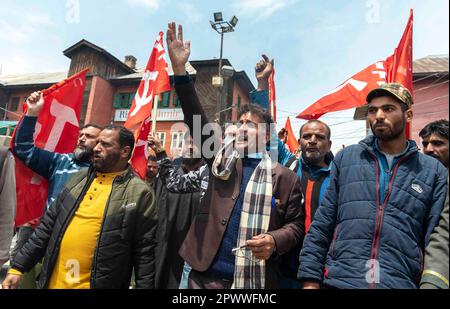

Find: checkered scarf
[212,141,272,289]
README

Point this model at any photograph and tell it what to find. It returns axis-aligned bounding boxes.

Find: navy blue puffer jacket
[298,135,448,289]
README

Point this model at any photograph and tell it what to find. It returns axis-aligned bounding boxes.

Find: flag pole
[151,95,159,133]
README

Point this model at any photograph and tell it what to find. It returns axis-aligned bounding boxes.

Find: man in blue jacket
[11,91,102,288]
[298,83,448,289]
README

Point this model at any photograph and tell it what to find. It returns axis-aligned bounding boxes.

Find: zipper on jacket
[368,154,410,289]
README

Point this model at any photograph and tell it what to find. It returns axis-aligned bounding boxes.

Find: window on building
[173,92,181,108]
[0,101,6,119]
[128,92,136,107]
[237,95,241,112]
[10,97,20,112]
[158,91,170,108]
[171,131,185,155]
[156,132,166,148]
[113,92,134,109]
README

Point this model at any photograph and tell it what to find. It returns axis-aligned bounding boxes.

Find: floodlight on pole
[210,12,238,124]
[213,12,223,22]
[209,12,238,77]
[230,16,238,27]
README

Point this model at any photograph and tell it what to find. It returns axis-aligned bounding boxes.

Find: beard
[371,116,406,141]
[146,171,158,180]
[93,152,120,173]
[302,151,324,165]
[74,146,93,163]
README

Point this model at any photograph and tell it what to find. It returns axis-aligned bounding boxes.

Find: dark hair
[238,103,274,126]
[103,125,135,159]
[81,123,103,130]
[147,155,157,162]
[299,119,331,140]
[419,120,449,140]
[278,128,288,136]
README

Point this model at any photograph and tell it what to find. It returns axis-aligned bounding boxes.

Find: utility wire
[0,105,22,117]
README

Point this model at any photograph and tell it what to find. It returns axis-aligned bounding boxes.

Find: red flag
[297,10,414,120]
[387,9,413,138]
[124,32,171,130]
[269,69,276,122]
[284,117,299,152]
[10,68,88,227]
[130,116,151,179]
[128,32,171,179]
[387,9,414,94]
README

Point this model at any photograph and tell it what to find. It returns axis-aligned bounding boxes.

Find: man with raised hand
[10,91,102,288]
[166,22,304,289]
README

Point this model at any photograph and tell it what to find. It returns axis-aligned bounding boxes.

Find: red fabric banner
[10,68,88,227]
[130,116,151,179]
[124,32,171,130]
[128,32,171,179]
[297,10,414,122]
[269,69,276,122]
[284,117,299,152]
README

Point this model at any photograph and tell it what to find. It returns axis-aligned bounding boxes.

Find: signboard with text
[114,108,184,122]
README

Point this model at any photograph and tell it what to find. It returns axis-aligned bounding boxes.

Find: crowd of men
[0,22,448,289]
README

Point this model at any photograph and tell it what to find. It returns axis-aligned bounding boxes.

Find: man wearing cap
[298,83,448,289]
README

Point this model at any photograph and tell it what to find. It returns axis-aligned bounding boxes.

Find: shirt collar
[300,156,331,174]
[374,139,410,158]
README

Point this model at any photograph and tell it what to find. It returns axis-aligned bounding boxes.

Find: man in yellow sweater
[2,125,157,289]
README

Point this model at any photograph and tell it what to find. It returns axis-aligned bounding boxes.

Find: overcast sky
[0,0,448,152]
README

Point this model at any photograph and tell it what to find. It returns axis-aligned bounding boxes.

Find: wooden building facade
[0,39,255,157]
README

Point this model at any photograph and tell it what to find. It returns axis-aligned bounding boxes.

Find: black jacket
[11,166,157,289]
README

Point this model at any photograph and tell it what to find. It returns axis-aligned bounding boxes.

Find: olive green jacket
[11,165,157,289]
[421,180,449,289]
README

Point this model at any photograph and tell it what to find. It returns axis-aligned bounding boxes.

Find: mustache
[427,153,440,159]
[373,121,388,126]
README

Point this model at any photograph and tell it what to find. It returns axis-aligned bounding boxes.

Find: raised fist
[26,91,44,117]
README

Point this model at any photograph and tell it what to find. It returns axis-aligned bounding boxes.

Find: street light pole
[219,31,224,77]
[210,12,238,125]
[217,31,225,124]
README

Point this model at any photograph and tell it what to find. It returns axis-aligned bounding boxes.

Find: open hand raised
[166,22,191,76]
